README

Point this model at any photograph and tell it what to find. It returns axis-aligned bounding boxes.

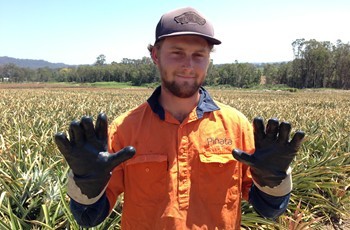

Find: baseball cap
[155,7,221,45]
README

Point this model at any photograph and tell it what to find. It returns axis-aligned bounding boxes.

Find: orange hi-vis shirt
[107,87,255,229]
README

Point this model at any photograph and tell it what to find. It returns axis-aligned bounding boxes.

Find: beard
[160,68,204,98]
[163,79,201,98]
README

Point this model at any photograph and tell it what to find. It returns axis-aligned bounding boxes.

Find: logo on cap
[174,11,206,25]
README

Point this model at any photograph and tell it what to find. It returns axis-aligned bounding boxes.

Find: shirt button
[145,168,150,172]
[219,163,224,167]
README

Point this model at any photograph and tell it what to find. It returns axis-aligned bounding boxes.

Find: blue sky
[1,0,349,65]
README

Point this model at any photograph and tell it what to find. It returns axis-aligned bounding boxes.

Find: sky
[1,0,349,65]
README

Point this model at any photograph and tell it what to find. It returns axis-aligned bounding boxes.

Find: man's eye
[194,53,204,58]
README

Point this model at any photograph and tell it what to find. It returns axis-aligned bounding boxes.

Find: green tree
[263,63,279,84]
[333,40,350,89]
[291,38,334,88]
[0,64,25,82]
[95,54,106,66]
[36,67,53,82]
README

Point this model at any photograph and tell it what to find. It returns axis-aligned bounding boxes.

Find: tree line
[1,39,350,89]
[263,39,350,89]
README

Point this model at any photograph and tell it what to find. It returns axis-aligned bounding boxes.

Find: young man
[55,7,305,229]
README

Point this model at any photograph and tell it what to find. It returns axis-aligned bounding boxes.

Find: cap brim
[157,32,221,45]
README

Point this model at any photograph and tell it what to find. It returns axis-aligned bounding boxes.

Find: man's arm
[70,193,110,227]
[249,184,290,219]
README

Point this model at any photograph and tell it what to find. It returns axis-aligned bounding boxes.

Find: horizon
[1,0,350,65]
[0,55,290,67]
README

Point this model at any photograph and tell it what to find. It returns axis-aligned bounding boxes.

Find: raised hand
[232,117,305,188]
[54,113,136,199]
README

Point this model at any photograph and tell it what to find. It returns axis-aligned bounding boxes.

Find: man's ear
[151,47,159,65]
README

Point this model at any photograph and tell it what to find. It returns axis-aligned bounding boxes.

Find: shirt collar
[147,86,220,120]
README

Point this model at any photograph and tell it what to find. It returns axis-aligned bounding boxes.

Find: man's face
[152,35,211,98]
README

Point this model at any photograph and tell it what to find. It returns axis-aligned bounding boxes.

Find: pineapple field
[0,84,349,229]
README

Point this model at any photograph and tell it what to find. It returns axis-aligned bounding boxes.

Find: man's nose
[182,56,193,69]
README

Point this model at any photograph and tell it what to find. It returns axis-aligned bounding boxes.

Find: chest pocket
[197,145,240,205]
[124,154,168,205]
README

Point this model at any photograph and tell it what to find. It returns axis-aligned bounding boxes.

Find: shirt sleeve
[106,119,127,212]
[249,184,290,219]
[240,116,255,200]
[70,193,110,227]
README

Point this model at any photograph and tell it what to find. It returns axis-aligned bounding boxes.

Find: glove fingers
[69,120,84,146]
[95,113,108,143]
[54,132,72,157]
[232,149,255,166]
[278,122,291,144]
[266,118,279,141]
[290,131,305,151]
[108,146,136,169]
[80,116,96,142]
[253,117,265,144]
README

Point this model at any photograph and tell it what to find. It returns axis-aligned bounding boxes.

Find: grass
[0,85,349,229]
[0,81,137,89]
[87,81,135,88]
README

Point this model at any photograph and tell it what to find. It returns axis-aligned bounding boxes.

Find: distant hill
[0,56,74,69]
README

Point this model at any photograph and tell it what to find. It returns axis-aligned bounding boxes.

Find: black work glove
[54,113,136,199]
[232,117,305,188]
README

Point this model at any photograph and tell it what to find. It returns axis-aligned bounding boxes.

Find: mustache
[174,71,196,77]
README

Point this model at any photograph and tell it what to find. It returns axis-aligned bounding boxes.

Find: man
[54,7,305,229]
